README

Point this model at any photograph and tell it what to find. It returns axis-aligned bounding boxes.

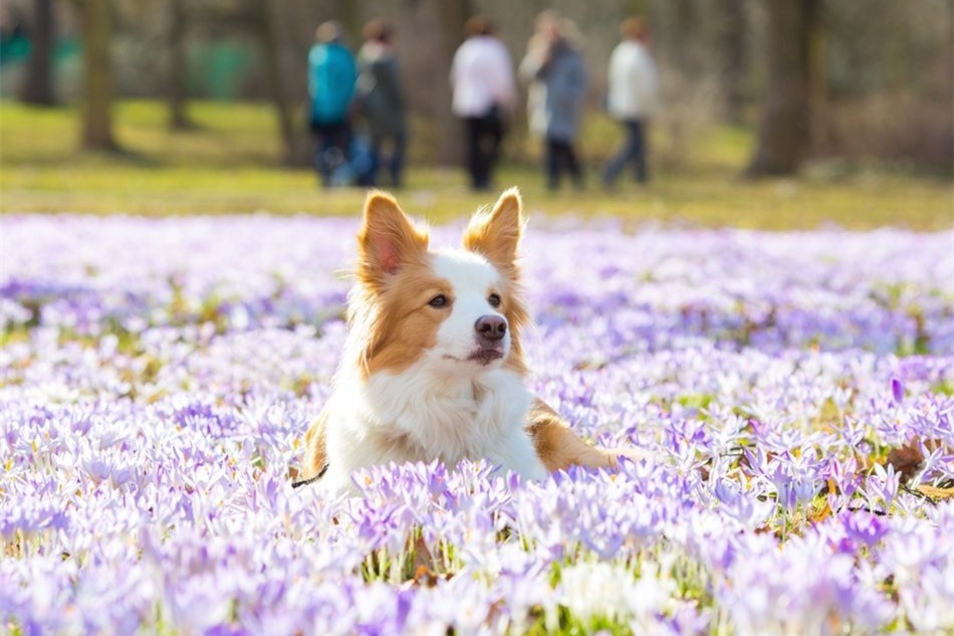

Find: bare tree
[661,0,703,165]
[256,0,301,166]
[434,0,471,166]
[746,0,818,176]
[166,0,191,130]
[79,0,119,151]
[716,0,747,125]
[21,0,56,105]
[336,0,362,50]
[620,0,650,14]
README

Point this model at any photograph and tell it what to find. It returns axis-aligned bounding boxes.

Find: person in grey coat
[357,19,407,188]
[520,13,587,191]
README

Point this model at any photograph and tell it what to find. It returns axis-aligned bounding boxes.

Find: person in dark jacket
[356,19,408,188]
[308,21,358,187]
[520,13,587,191]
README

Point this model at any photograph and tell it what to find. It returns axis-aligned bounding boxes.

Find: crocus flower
[1,215,952,634]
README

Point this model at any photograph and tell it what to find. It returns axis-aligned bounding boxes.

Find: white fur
[321,248,547,493]
[431,250,509,365]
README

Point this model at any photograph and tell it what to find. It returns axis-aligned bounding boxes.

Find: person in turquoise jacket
[309,21,358,187]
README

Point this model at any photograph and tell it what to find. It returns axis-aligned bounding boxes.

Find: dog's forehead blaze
[431,250,500,296]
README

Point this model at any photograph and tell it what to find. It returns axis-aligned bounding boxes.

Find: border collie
[296,188,637,492]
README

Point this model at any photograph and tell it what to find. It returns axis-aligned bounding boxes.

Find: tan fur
[462,189,524,279]
[527,399,620,471]
[350,192,454,378]
[302,406,328,478]
[357,191,430,291]
[361,263,454,377]
[297,188,641,483]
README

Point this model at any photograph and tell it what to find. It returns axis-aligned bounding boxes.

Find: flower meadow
[2,213,954,636]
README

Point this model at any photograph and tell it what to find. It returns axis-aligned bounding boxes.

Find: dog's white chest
[360,367,532,465]
[322,366,546,493]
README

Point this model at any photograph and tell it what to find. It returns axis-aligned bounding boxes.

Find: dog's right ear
[357,191,429,286]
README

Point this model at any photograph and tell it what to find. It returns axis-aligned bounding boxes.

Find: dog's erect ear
[462,187,524,272]
[357,191,428,284]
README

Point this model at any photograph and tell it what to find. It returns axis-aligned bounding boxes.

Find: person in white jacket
[450,15,518,191]
[602,18,660,187]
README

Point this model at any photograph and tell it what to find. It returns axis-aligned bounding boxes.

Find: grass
[1,99,951,229]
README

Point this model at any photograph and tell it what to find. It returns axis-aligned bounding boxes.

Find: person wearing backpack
[356,19,408,189]
[309,21,358,187]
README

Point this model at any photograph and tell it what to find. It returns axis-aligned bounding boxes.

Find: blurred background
[0,0,951,228]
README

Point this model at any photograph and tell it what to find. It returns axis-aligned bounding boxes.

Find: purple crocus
[1,215,952,634]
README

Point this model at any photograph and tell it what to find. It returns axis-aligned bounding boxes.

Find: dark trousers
[602,119,649,185]
[369,132,406,188]
[464,113,504,191]
[545,137,583,190]
[311,121,352,187]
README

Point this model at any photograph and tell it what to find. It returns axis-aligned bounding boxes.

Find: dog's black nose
[475,315,507,341]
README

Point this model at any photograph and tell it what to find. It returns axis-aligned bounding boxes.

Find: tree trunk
[257,0,301,166]
[80,0,118,151]
[620,0,650,15]
[167,0,191,130]
[434,0,471,167]
[337,0,362,51]
[22,0,56,105]
[664,0,700,166]
[717,0,747,125]
[745,0,815,177]
[806,5,837,153]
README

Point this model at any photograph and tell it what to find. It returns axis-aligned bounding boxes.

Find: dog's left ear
[463,187,524,273]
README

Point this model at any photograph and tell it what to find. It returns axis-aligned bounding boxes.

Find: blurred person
[309,21,358,188]
[450,15,518,191]
[357,19,407,188]
[602,17,660,188]
[520,13,587,191]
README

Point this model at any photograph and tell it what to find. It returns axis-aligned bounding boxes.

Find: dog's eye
[488,293,501,308]
[428,294,448,308]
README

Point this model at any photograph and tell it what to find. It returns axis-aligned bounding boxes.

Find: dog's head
[346,188,530,380]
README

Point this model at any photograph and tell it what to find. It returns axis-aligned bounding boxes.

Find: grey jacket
[520,39,587,142]
[357,43,407,137]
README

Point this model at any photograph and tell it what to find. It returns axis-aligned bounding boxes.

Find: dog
[296,187,637,493]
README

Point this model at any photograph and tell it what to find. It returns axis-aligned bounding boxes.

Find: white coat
[606,40,660,121]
